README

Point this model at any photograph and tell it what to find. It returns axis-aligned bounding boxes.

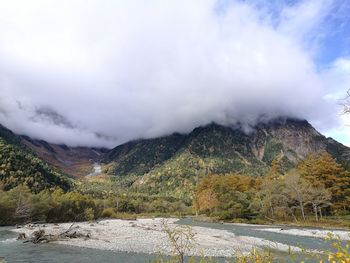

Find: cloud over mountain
[0,0,348,147]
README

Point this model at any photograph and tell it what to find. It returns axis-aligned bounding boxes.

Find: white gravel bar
[12,218,303,257]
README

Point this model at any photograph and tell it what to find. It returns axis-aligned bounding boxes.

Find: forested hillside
[0,125,71,192]
[1,119,350,226]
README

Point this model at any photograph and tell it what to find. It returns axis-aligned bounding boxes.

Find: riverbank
[256,227,350,240]
[193,215,350,230]
[12,218,306,257]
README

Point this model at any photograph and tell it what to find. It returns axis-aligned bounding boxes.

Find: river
[0,218,346,263]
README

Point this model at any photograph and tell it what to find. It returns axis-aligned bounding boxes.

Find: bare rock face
[261,119,326,158]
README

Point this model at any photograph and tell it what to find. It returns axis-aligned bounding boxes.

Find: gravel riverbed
[12,218,304,257]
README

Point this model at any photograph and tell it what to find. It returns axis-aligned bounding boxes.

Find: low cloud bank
[0,0,348,147]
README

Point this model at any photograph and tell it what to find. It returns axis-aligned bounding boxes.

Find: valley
[4,118,350,196]
[21,136,107,178]
[1,118,350,262]
[1,1,350,261]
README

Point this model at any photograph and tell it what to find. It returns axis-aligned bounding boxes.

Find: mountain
[1,118,350,197]
[0,124,71,192]
[21,136,107,178]
[103,118,350,197]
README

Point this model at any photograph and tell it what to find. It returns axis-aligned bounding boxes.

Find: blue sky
[219,0,350,66]
[308,1,350,66]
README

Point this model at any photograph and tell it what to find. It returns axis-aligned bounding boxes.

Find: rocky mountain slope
[21,136,107,178]
[102,118,350,197]
[1,118,349,196]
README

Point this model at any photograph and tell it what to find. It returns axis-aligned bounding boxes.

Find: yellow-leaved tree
[297,152,350,213]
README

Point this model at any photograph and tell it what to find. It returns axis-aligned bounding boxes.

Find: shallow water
[177,218,332,250]
[177,218,345,262]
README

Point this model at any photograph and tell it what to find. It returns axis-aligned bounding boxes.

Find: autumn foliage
[195,152,350,221]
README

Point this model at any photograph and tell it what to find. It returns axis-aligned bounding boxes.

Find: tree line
[0,182,192,225]
[195,152,350,222]
[1,151,349,225]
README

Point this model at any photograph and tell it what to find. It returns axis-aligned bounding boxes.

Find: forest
[1,151,349,226]
[0,137,71,193]
[195,152,350,223]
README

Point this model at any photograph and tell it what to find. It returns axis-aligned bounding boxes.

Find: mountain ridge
[1,118,350,196]
[100,118,350,197]
[104,118,350,175]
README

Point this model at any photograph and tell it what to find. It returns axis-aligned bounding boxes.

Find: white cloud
[0,0,346,147]
[321,58,350,146]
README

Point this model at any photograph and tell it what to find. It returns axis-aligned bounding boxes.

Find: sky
[0,0,350,148]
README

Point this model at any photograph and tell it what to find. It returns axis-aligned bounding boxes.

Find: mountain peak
[100,118,350,196]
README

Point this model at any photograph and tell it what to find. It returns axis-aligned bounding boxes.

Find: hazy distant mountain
[21,136,107,178]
